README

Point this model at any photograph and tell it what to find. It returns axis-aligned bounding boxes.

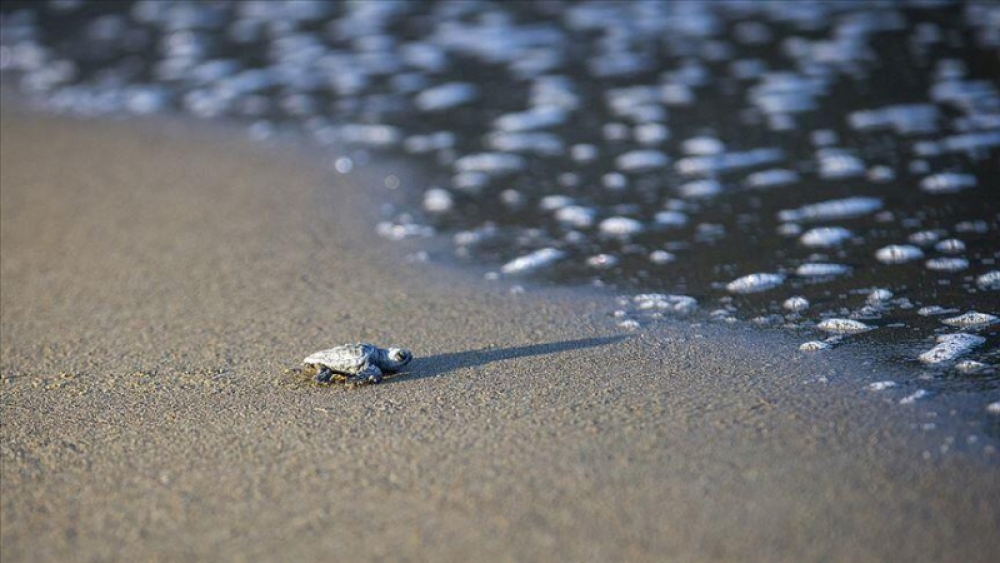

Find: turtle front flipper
[314,365,335,384]
[350,364,383,385]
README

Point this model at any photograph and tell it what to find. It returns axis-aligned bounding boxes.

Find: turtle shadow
[385,335,628,384]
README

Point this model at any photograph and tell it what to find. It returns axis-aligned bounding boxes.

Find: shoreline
[2,110,999,561]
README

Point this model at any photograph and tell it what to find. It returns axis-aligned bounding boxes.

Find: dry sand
[2,111,998,562]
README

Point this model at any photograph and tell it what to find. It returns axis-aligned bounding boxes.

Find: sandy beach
[2,111,998,562]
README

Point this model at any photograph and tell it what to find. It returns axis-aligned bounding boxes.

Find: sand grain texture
[2,113,998,562]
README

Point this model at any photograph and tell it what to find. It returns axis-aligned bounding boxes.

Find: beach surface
[2,111,998,562]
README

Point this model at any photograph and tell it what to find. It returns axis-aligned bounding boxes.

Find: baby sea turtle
[303,343,412,385]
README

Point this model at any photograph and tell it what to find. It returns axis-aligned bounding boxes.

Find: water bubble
[333,156,354,174]
[586,254,618,269]
[941,312,998,328]
[598,216,643,238]
[925,257,969,272]
[918,333,985,364]
[795,263,850,277]
[866,289,894,305]
[899,389,929,405]
[976,271,1000,290]
[570,143,599,162]
[678,179,722,198]
[800,227,852,248]
[778,197,882,223]
[422,188,454,213]
[800,340,831,352]
[920,173,978,194]
[648,250,676,264]
[500,248,567,275]
[744,168,799,189]
[934,239,966,254]
[653,211,688,228]
[816,318,872,334]
[726,273,785,294]
[453,152,525,175]
[554,205,596,228]
[955,360,987,374]
[615,149,669,172]
[783,296,810,312]
[414,82,478,111]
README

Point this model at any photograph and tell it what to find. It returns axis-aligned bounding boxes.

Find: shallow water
[2,0,997,420]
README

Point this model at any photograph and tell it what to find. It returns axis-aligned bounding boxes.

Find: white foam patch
[493,105,567,132]
[653,211,688,228]
[414,81,478,111]
[866,289,894,305]
[783,296,810,312]
[500,248,566,275]
[868,380,897,391]
[453,152,526,174]
[800,226,852,247]
[678,179,723,198]
[816,318,873,334]
[648,250,676,264]
[918,333,985,364]
[816,149,866,179]
[976,271,1000,290]
[615,150,669,172]
[848,104,940,134]
[941,311,999,328]
[598,216,643,237]
[955,360,987,374]
[586,254,618,269]
[796,263,850,277]
[486,132,564,156]
[422,188,454,213]
[934,239,966,254]
[899,389,929,404]
[631,293,698,315]
[726,273,785,294]
[920,172,978,194]
[744,168,799,189]
[925,257,969,272]
[554,205,596,228]
[681,136,725,155]
[778,197,882,223]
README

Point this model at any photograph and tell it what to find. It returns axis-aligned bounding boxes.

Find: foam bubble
[615,149,669,172]
[816,318,872,334]
[500,248,566,275]
[800,226,852,247]
[976,271,1000,290]
[726,273,785,294]
[941,311,998,328]
[925,257,969,272]
[918,333,985,364]
[778,197,882,223]
[796,263,850,277]
[920,172,978,194]
[875,244,924,264]
[598,216,643,237]
[783,296,810,312]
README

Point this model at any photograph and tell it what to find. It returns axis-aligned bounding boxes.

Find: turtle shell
[303,343,377,375]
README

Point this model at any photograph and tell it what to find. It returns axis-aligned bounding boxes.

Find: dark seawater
[2,0,997,429]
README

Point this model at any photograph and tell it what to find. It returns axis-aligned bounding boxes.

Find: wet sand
[2,111,998,562]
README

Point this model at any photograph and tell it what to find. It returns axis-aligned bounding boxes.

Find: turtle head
[382,347,412,371]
